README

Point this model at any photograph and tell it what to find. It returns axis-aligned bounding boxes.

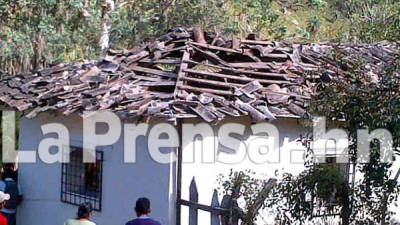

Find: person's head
[2,163,17,181]
[135,197,151,217]
[3,163,15,171]
[2,168,15,181]
[77,202,93,220]
[0,191,10,209]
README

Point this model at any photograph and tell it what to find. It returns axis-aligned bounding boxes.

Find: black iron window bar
[61,147,104,211]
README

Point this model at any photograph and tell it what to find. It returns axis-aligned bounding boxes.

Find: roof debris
[0,28,398,122]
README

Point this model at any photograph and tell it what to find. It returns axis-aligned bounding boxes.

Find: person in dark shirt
[0,166,22,225]
[125,197,161,225]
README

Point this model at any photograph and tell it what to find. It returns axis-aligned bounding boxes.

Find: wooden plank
[180,199,229,214]
[190,45,231,67]
[180,76,240,89]
[242,50,262,62]
[240,39,273,45]
[189,41,241,54]
[129,66,177,78]
[159,45,188,54]
[140,81,176,86]
[134,75,163,82]
[148,40,165,52]
[174,51,191,98]
[232,37,240,49]
[193,27,207,44]
[262,53,288,59]
[228,62,274,70]
[211,32,221,46]
[220,195,231,225]
[139,58,182,64]
[211,190,220,225]
[253,179,277,213]
[247,44,292,56]
[176,118,183,225]
[245,44,289,59]
[261,89,311,100]
[184,69,291,85]
[126,50,149,64]
[189,178,199,225]
[177,84,233,96]
[184,59,295,79]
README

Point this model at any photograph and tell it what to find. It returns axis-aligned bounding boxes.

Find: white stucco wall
[17,113,176,225]
[178,117,400,225]
[16,113,399,225]
[180,117,309,225]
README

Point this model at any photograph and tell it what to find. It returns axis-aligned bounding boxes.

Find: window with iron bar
[61,147,103,211]
[311,155,354,218]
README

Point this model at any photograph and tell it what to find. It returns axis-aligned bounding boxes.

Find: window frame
[311,154,354,218]
[61,147,104,211]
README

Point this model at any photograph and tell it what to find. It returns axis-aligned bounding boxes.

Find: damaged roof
[0,27,398,122]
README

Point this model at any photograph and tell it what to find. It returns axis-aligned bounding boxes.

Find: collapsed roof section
[0,27,398,122]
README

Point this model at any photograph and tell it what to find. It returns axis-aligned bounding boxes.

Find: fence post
[211,190,220,225]
[220,195,231,225]
[189,178,198,225]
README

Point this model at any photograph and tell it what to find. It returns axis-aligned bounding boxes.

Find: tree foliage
[217,23,400,225]
[269,47,400,224]
[308,47,400,224]
[1,0,399,75]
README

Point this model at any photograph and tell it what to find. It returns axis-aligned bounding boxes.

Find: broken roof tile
[0,27,397,122]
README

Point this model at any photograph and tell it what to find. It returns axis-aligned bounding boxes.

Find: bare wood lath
[0,28,398,122]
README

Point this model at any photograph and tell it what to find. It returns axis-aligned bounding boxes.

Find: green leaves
[217,169,276,225]
[307,15,320,33]
[0,0,399,75]
[308,48,400,224]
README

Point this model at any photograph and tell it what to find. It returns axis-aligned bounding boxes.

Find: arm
[0,181,5,192]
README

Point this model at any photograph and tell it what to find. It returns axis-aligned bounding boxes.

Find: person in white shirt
[0,167,23,225]
[64,202,96,225]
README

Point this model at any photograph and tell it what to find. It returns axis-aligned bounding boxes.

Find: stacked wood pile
[0,27,398,121]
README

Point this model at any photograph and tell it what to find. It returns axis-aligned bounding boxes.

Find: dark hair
[2,168,17,181]
[135,197,150,216]
[77,202,93,219]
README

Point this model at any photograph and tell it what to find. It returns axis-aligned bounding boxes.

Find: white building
[13,113,307,225]
[0,28,398,225]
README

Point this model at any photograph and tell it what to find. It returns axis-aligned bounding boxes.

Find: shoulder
[64,219,96,225]
[125,220,136,225]
[150,219,161,225]
[64,219,82,225]
[64,219,73,225]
